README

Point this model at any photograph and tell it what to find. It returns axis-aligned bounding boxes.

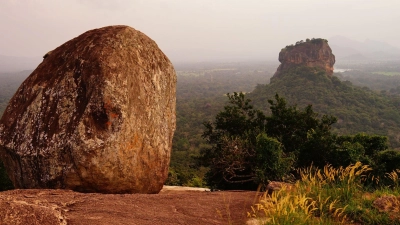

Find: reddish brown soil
[0,188,259,225]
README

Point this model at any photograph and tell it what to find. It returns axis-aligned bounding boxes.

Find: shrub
[375,150,400,182]
[200,92,267,189]
[255,133,293,185]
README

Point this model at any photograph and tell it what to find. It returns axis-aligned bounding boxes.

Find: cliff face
[273,39,335,78]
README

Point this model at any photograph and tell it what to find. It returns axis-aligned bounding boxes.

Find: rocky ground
[0,186,259,225]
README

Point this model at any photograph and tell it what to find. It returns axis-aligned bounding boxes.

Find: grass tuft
[248,163,400,225]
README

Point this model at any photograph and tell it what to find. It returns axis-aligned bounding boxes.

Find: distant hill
[248,38,400,149]
[329,36,400,61]
[0,55,40,72]
[249,65,400,149]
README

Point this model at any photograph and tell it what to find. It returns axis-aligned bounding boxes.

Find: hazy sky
[1,0,399,63]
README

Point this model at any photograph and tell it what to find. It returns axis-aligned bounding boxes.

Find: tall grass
[248,162,400,225]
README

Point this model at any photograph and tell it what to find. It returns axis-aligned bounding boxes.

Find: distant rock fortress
[273,38,335,78]
[0,25,177,194]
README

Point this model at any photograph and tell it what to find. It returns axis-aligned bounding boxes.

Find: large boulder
[273,38,335,78]
[0,25,176,194]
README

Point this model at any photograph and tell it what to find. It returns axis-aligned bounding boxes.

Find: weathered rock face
[273,39,335,78]
[0,25,176,194]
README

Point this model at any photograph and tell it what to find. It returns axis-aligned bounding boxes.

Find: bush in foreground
[248,162,400,225]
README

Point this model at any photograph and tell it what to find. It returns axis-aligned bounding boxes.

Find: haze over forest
[1,0,400,72]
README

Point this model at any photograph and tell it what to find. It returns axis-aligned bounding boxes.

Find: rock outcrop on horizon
[273,38,335,78]
[0,25,176,194]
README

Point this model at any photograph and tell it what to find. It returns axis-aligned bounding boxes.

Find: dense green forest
[199,92,395,190]
[249,66,400,148]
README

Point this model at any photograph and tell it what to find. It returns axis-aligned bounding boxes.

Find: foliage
[255,133,293,184]
[249,65,400,149]
[297,128,337,168]
[173,61,400,190]
[265,94,337,168]
[249,163,400,225]
[374,150,400,179]
[283,38,327,51]
[332,134,388,169]
[165,169,181,186]
[336,134,388,157]
[201,90,397,190]
[200,92,268,189]
[168,63,273,186]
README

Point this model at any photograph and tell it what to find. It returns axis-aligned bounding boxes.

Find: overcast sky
[0,0,399,63]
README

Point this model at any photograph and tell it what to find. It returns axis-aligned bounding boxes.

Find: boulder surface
[0,25,176,193]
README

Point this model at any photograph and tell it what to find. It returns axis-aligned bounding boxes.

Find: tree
[200,92,267,189]
[266,94,337,167]
[375,150,400,175]
[200,93,338,189]
[255,133,293,184]
[200,93,392,190]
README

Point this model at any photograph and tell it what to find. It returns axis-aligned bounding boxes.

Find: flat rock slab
[0,188,258,225]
